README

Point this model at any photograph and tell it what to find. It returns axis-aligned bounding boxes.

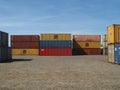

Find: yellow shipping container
[12,49,39,55]
[40,34,71,40]
[73,42,101,48]
[107,24,120,44]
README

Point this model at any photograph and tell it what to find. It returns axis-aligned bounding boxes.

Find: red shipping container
[72,48,101,55]
[11,41,39,49]
[73,35,101,42]
[11,35,40,42]
[40,48,72,56]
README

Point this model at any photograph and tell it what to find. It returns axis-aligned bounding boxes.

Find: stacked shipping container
[107,24,120,64]
[102,34,108,55]
[73,35,101,55]
[40,34,72,56]
[11,35,39,55]
[0,31,12,62]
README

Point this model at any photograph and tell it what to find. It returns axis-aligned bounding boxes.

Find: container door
[108,45,115,63]
[115,44,120,64]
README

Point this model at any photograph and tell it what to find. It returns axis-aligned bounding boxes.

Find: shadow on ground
[12,59,32,62]
[0,59,32,63]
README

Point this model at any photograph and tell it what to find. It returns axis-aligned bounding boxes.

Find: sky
[0,0,120,36]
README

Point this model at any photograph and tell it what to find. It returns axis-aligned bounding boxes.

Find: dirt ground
[0,55,120,90]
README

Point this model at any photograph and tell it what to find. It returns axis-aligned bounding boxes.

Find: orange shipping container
[73,35,101,42]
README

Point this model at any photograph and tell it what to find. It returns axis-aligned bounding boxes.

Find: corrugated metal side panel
[40,34,71,40]
[11,42,39,49]
[0,32,8,47]
[103,48,108,55]
[0,47,8,62]
[2,32,8,47]
[73,42,100,48]
[12,49,39,55]
[8,47,12,60]
[0,32,1,47]
[11,35,39,42]
[103,41,108,48]
[114,44,120,64]
[115,25,120,43]
[102,34,107,42]
[72,48,101,55]
[40,40,72,48]
[73,35,101,42]
[108,44,115,63]
[40,48,72,56]
[107,25,114,44]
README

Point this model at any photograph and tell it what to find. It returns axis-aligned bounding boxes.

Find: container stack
[107,24,120,64]
[40,34,72,56]
[102,34,108,55]
[11,35,39,55]
[73,35,101,55]
[0,31,12,62]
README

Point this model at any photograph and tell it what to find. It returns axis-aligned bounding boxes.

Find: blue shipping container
[40,40,72,48]
[115,44,120,64]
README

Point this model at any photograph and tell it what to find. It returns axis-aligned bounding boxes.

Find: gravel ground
[0,55,120,90]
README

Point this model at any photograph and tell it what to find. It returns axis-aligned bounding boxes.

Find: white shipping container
[103,48,108,55]
[108,44,115,63]
[102,34,107,42]
[103,41,108,48]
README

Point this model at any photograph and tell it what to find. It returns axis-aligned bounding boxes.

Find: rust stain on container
[73,35,101,42]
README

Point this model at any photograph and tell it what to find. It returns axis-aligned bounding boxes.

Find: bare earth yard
[0,55,120,90]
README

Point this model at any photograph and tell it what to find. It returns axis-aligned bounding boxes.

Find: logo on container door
[85,43,89,47]
[41,49,44,51]
[23,50,27,55]
[54,35,58,39]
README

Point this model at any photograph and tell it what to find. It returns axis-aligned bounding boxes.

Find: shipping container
[114,44,120,64]
[8,47,12,60]
[0,47,8,62]
[0,31,8,47]
[107,24,120,44]
[11,35,39,42]
[108,44,115,63]
[40,40,72,48]
[103,41,108,48]
[73,41,101,48]
[103,48,108,55]
[72,48,101,55]
[73,35,101,42]
[40,48,72,56]
[11,42,39,49]
[12,49,39,55]
[41,34,71,40]
[102,34,107,42]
